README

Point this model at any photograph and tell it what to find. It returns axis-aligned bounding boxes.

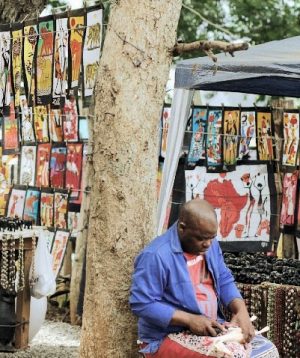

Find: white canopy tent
[157,36,300,235]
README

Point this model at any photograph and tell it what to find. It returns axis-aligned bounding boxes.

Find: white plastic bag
[30,231,56,299]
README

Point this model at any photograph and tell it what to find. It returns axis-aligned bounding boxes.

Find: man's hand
[170,310,225,336]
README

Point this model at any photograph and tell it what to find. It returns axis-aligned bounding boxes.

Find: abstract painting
[34,105,49,142]
[3,103,19,154]
[49,108,63,142]
[20,145,37,186]
[282,111,299,168]
[238,110,257,161]
[20,95,35,142]
[0,25,11,108]
[11,23,23,107]
[187,107,207,164]
[223,109,240,170]
[23,187,40,225]
[280,171,298,227]
[50,146,67,188]
[51,229,70,278]
[63,95,78,141]
[206,109,223,172]
[36,143,51,187]
[54,190,68,229]
[66,142,83,198]
[256,111,274,161]
[40,189,54,228]
[6,186,26,219]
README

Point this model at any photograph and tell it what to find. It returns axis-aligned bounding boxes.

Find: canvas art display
[6,186,26,219]
[36,143,51,187]
[69,143,88,205]
[68,11,85,89]
[34,105,49,142]
[45,229,55,251]
[20,145,36,186]
[54,190,68,229]
[51,229,70,278]
[63,95,78,141]
[223,109,240,170]
[49,108,63,142]
[40,189,54,227]
[256,111,274,161]
[36,16,54,105]
[280,171,298,228]
[66,142,83,198]
[3,104,19,154]
[185,164,276,252]
[187,107,207,164]
[23,22,38,105]
[83,5,103,98]
[50,145,67,188]
[20,95,35,142]
[238,110,257,160]
[0,25,11,108]
[2,153,18,187]
[52,15,68,107]
[206,109,223,172]
[282,111,299,168]
[23,187,40,224]
[79,116,89,140]
[68,211,80,235]
[11,23,23,107]
[160,106,171,158]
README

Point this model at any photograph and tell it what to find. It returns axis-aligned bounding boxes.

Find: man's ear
[178,221,186,231]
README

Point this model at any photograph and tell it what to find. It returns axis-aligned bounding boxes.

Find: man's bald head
[179,199,217,227]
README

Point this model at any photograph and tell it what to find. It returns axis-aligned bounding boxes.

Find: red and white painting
[280,171,298,227]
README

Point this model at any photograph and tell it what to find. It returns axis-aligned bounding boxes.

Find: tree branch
[172,40,249,61]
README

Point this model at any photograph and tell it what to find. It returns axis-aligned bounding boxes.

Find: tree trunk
[0,0,46,22]
[80,1,182,357]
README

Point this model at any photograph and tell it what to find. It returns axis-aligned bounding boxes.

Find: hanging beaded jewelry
[18,235,25,291]
[7,234,16,294]
[266,285,275,343]
[283,288,297,357]
[29,233,36,288]
[0,234,9,291]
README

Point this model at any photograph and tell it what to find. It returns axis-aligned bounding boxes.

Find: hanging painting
[82,5,103,99]
[280,171,298,228]
[11,23,23,107]
[160,106,171,158]
[54,190,68,229]
[206,108,223,172]
[52,14,68,107]
[36,16,54,105]
[69,143,88,205]
[187,107,207,164]
[6,186,26,219]
[50,145,67,188]
[49,108,63,142]
[223,109,240,171]
[51,229,70,278]
[68,10,85,90]
[238,110,257,161]
[23,187,40,225]
[2,153,18,187]
[0,25,11,108]
[63,95,78,141]
[40,189,54,228]
[45,229,55,251]
[36,143,51,187]
[3,103,19,154]
[68,211,80,236]
[19,145,37,186]
[66,142,83,199]
[185,164,276,252]
[23,21,38,105]
[79,116,89,140]
[34,105,49,142]
[256,111,274,161]
[20,95,35,143]
[282,111,299,169]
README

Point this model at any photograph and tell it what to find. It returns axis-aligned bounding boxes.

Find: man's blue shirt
[129,222,242,353]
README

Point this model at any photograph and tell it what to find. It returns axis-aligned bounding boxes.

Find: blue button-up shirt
[129,222,242,353]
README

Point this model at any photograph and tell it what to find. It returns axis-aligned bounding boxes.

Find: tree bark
[0,0,46,23]
[80,1,182,357]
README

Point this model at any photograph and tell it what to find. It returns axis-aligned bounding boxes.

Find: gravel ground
[0,320,81,358]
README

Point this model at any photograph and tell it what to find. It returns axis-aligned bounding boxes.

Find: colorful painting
[23,187,40,225]
[282,112,299,168]
[185,164,275,252]
[79,116,89,140]
[23,22,38,104]
[63,95,78,141]
[2,153,18,187]
[160,106,171,158]
[83,5,103,98]
[206,109,223,171]
[280,171,298,227]
[50,146,66,188]
[51,229,70,278]
[34,105,49,142]
[256,111,274,161]
[238,110,257,160]
[7,187,26,219]
[66,143,83,198]
[223,109,240,170]
[20,145,37,186]
[36,143,51,187]
[11,23,23,107]
[0,25,11,108]
[20,95,35,142]
[3,103,19,154]
[49,108,63,142]
[68,11,85,89]
[187,107,207,163]
[40,189,54,227]
[36,16,54,105]
[69,143,87,205]
[68,211,80,236]
[45,229,55,251]
[52,15,68,107]
[54,190,68,229]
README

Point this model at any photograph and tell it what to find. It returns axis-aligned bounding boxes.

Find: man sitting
[130,199,278,357]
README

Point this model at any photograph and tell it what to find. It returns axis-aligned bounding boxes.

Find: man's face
[178,217,217,255]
